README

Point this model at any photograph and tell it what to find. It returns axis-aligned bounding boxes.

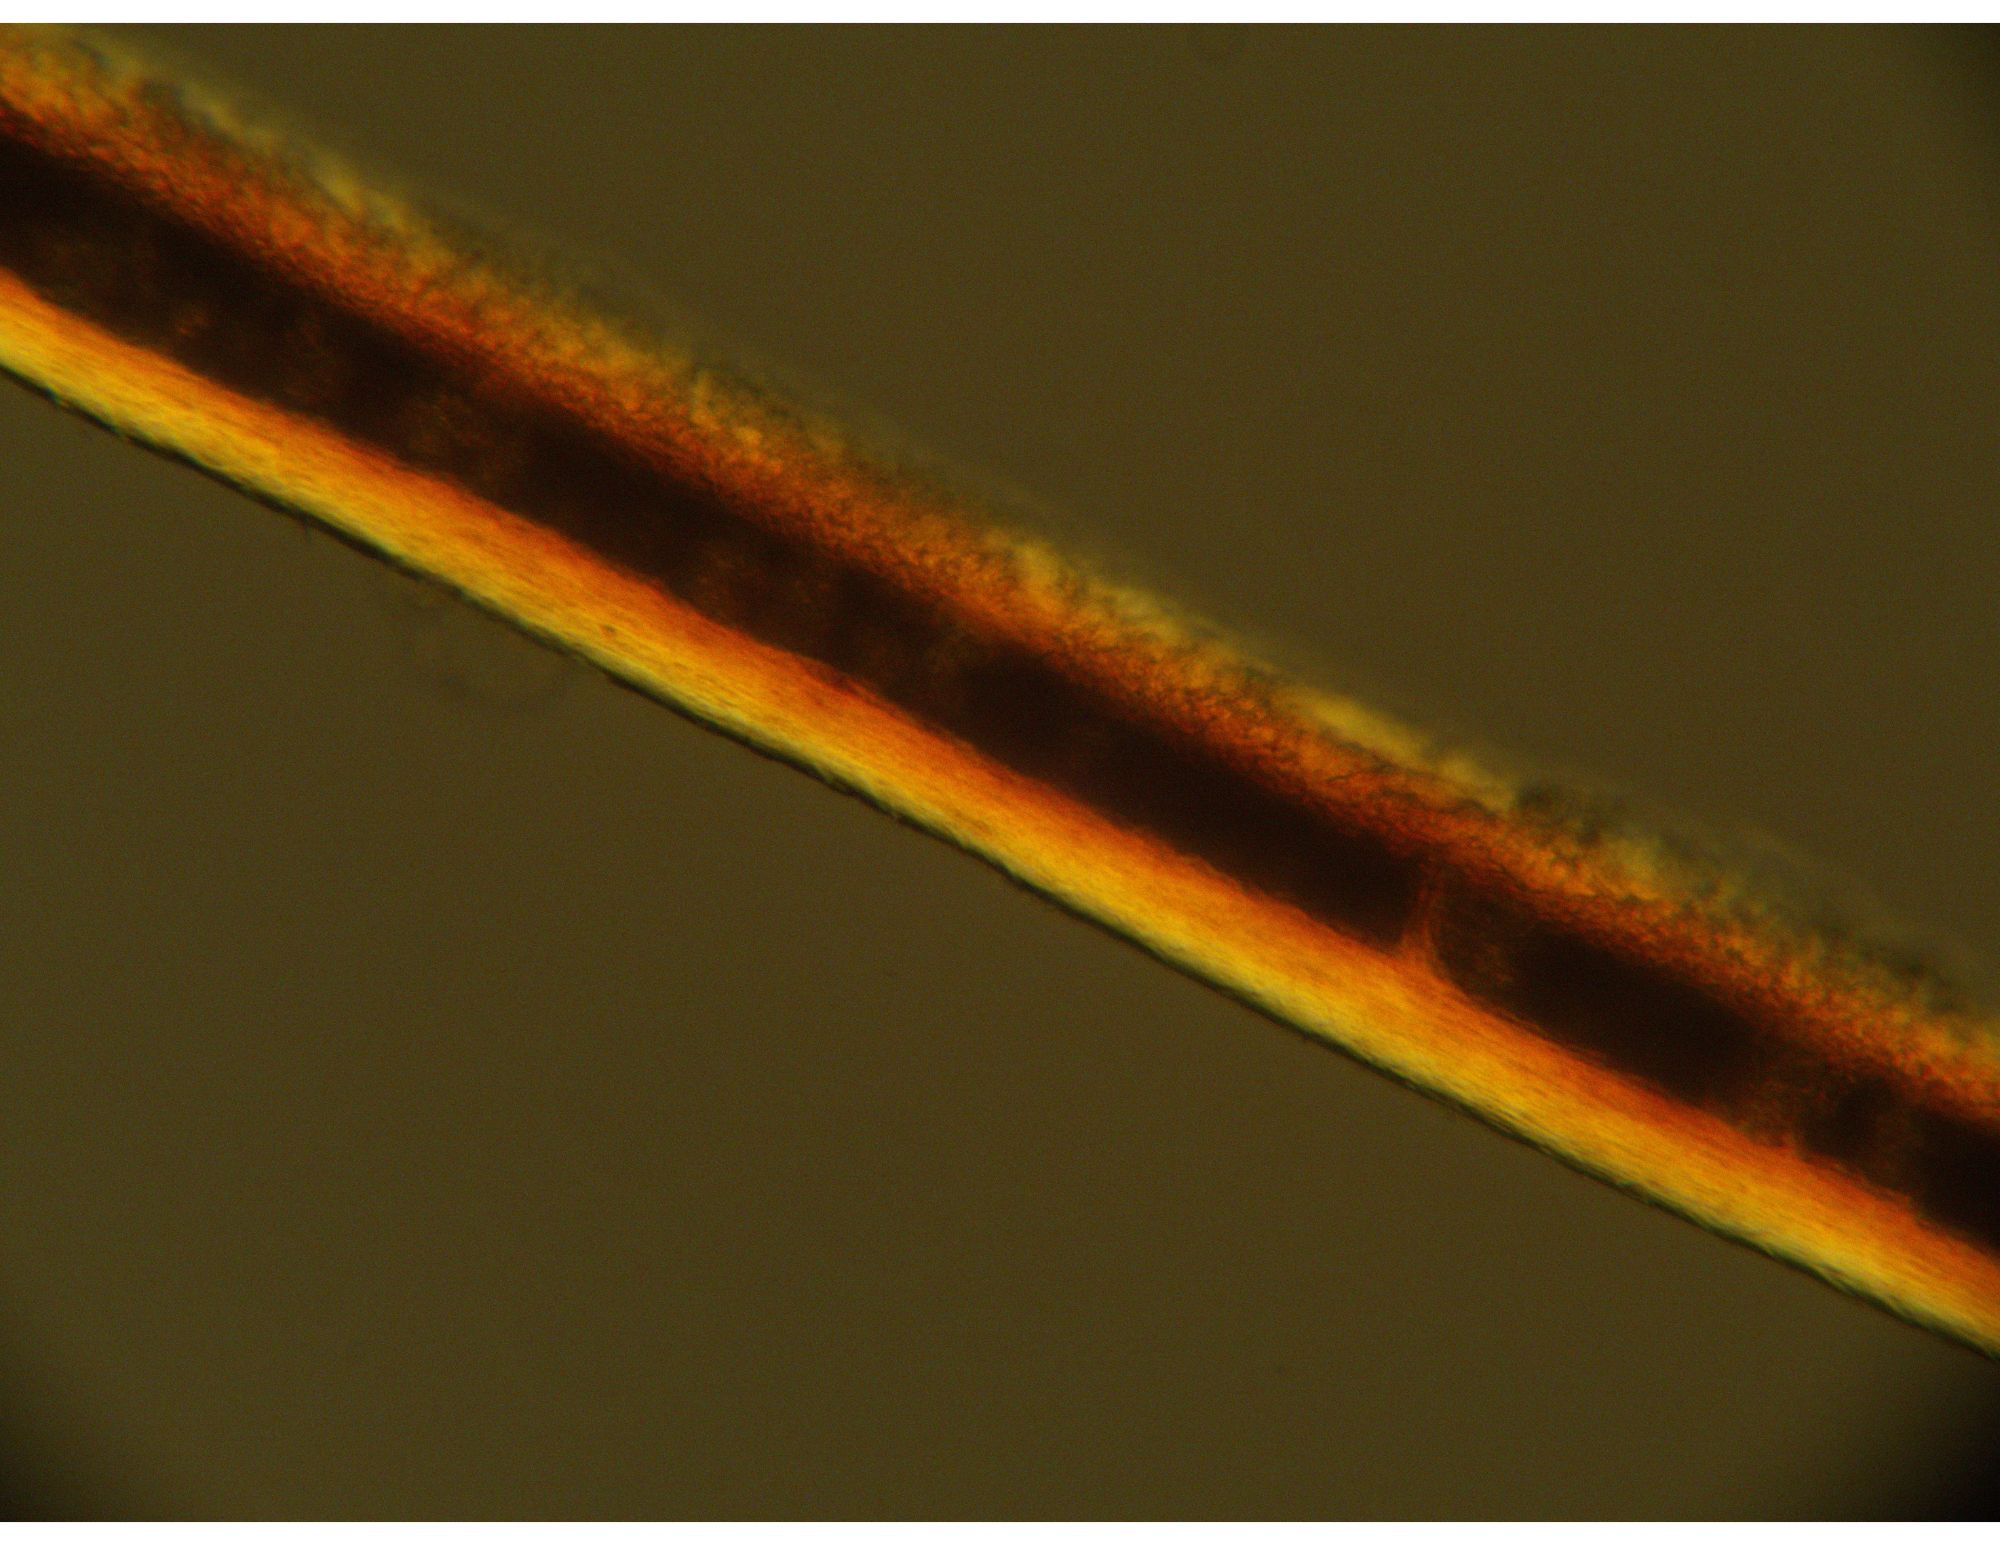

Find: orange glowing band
[3,26,1997,1356]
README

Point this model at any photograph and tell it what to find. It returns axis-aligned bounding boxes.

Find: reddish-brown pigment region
[3,27,1997,1355]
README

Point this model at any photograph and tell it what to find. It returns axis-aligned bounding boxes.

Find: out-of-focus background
[3,24,1998,1518]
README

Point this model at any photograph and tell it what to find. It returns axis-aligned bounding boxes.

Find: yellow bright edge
[5,268,1998,1357]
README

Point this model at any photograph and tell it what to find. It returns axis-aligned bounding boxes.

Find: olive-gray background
[3,24,1998,1518]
